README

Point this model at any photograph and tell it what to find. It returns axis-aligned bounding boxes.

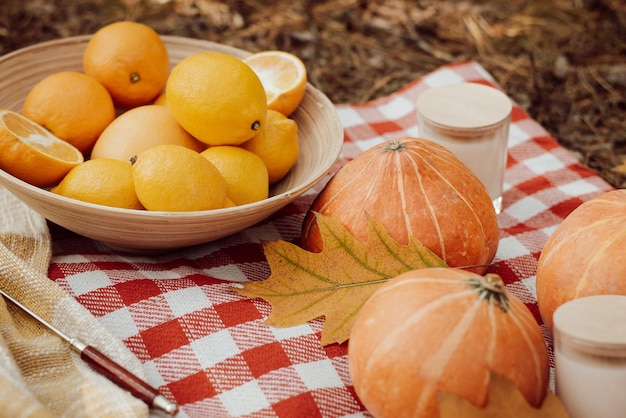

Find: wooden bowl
[0,35,343,252]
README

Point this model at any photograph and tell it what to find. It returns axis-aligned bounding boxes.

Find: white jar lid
[553,295,626,347]
[416,82,512,130]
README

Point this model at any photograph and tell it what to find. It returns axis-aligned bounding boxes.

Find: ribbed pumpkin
[536,189,626,331]
[301,137,499,273]
[348,268,549,418]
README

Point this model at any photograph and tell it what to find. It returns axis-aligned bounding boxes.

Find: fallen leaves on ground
[234,213,446,345]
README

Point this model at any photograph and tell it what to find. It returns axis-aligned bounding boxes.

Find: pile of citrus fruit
[0,21,306,211]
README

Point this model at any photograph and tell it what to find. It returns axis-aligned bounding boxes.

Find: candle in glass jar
[553,295,626,418]
[416,82,512,214]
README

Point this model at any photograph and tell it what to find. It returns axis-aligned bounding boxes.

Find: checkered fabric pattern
[48,61,613,417]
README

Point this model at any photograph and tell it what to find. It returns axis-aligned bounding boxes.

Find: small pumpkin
[536,189,626,331]
[348,268,549,418]
[301,137,499,273]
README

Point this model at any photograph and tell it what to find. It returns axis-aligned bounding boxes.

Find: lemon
[51,158,143,209]
[0,109,83,187]
[166,52,267,146]
[223,197,236,208]
[200,146,269,206]
[240,109,299,184]
[131,144,227,211]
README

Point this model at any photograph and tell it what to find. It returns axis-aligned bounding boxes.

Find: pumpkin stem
[466,274,510,313]
[384,139,406,152]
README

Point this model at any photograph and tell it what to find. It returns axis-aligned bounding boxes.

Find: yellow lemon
[131,144,227,211]
[243,50,308,116]
[51,158,143,209]
[0,110,83,187]
[166,52,267,146]
[91,105,205,162]
[240,109,299,184]
[223,197,236,208]
[200,146,269,206]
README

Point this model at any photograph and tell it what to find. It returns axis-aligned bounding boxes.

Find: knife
[0,288,179,416]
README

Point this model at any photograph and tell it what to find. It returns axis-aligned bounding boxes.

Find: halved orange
[0,110,84,187]
[243,50,307,116]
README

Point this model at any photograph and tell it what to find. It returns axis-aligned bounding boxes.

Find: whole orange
[91,105,205,162]
[83,21,169,108]
[22,71,115,155]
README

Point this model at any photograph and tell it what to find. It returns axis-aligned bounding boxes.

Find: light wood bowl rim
[0,35,343,251]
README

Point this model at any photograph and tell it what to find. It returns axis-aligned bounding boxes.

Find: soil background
[1,0,624,188]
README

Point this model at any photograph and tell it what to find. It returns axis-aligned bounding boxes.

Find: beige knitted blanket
[0,186,148,417]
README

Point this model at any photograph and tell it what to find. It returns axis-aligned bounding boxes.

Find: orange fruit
[83,21,170,108]
[51,158,144,210]
[243,50,307,116]
[153,91,167,105]
[241,109,299,184]
[131,144,227,211]
[91,105,205,162]
[21,71,116,155]
[0,110,83,187]
[200,146,269,206]
[166,52,267,146]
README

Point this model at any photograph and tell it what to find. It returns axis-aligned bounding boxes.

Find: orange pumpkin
[536,189,626,331]
[301,137,499,273]
[348,268,549,418]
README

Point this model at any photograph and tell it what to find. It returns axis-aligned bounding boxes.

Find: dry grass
[1,0,624,187]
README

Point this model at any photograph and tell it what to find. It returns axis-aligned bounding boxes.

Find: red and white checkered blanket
[48,61,613,417]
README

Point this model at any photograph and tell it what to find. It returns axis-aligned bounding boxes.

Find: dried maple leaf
[234,212,446,345]
[438,372,570,418]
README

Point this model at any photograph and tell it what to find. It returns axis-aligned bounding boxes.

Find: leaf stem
[250,277,391,298]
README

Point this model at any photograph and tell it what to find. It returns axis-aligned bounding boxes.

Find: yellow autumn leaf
[234,212,446,345]
[438,372,570,418]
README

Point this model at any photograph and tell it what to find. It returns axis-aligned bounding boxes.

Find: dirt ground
[1,0,624,188]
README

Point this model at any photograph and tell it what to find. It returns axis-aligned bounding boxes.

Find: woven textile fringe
[0,186,149,417]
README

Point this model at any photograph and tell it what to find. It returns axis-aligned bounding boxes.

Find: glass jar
[553,295,626,418]
[416,82,512,214]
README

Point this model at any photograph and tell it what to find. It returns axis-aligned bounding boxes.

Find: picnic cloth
[0,60,615,417]
[0,190,148,417]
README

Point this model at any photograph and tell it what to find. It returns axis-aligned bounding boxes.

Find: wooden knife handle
[80,345,178,415]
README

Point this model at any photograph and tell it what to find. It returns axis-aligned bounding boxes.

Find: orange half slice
[244,50,308,116]
[0,109,84,187]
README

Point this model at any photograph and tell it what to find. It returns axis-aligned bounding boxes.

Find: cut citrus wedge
[243,50,307,116]
[0,109,84,188]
